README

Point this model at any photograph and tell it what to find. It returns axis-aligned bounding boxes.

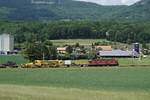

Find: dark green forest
[0,21,150,44]
[0,0,125,21]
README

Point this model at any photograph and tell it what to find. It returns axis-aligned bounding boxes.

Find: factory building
[0,34,14,54]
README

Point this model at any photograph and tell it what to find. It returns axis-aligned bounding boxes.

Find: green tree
[23,41,57,61]
[66,46,73,54]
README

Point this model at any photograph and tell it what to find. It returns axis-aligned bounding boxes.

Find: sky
[76,0,141,5]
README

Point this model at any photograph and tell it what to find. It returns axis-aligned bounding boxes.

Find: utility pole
[43,52,45,60]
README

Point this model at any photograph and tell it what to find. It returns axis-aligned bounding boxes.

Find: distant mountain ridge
[115,0,150,21]
[0,0,149,21]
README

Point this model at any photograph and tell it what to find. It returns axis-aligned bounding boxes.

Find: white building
[0,34,14,54]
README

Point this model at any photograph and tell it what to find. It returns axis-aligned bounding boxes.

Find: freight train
[0,59,119,68]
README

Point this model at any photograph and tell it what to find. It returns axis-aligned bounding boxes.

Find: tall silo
[0,34,14,54]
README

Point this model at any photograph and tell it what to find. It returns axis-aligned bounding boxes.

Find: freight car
[88,59,119,66]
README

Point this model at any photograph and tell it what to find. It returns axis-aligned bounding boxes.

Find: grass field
[0,85,149,100]
[118,58,150,66]
[51,39,130,49]
[0,67,150,100]
[0,55,28,64]
[51,39,107,46]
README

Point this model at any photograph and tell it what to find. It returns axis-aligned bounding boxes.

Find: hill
[115,0,150,21]
[0,0,149,21]
[0,0,125,21]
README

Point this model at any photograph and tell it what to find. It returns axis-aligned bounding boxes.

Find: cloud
[75,0,141,5]
[121,0,141,5]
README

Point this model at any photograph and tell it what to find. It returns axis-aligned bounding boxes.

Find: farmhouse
[0,34,14,54]
[57,47,67,54]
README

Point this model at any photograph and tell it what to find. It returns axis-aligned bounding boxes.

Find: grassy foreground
[0,67,150,100]
[0,85,149,100]
[0,67,150,90]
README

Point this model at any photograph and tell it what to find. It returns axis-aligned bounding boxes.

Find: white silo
[0,34,14,54]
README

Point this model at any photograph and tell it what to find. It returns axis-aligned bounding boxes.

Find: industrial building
[0,34,14,54]
[98,49,139,58]
[98,43,140,58]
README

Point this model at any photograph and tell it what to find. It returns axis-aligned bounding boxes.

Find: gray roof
[99,49,139,57]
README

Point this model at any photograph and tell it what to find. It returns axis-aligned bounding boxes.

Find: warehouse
[98,49,139,58]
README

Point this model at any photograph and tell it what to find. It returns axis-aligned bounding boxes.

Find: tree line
[0,21,150,44]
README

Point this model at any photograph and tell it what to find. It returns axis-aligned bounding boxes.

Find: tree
[66,46,73,54]
[1,21,150,45]
[23,41,57,61]
[75,43,80,47]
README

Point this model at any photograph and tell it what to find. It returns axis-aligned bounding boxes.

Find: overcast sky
[76,0,141,5]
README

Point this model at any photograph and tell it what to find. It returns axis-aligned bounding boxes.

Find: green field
[51,39,107,46]
[0,55,28,64]
[0,67,150,100]
[118,58,150,66]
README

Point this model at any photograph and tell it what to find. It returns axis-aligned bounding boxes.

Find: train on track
[0,59,119,68]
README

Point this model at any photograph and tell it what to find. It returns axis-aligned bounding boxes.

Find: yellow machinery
[34,60,49,68]
[21,60,64,68]
[48,60,64,68]
[21,62,34,68]
[72,60,89,67]
[21,60,49,68]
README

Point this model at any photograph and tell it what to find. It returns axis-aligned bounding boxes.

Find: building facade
[0,34,14,54]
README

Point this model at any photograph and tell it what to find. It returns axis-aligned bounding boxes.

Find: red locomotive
[88,59,119,66]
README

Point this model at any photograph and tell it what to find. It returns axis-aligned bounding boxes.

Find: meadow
[51,39,107,46]
[118,58,150,66]
[0,55,28,64]
[0,67,150,100]
[50,39,130,49]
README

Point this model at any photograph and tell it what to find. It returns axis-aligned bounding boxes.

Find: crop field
[0,67,150,100]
